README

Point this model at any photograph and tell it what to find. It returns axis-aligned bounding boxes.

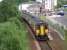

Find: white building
[45,0,52,10]
[36,0,42,3]
[19,4,32,12]
[36,0,57,11]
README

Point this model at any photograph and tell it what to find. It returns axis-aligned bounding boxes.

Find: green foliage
[0,0,31,50]
[0,0,33,22]
[0,0,20,22]
[0,18,30,50]
[64,29,67,49]
[57,0,67,8]
[64,8,67,11]
[57,0,63,8]
[16,0,35,5]
[65,30,67,39]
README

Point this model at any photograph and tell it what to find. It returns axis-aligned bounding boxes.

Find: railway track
[39,41,52,50]
[27,23,52,50]
[21,13,63,50]
[27,24,52,50]
[22,18,52,50]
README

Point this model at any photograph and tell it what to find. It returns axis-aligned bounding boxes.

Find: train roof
[32,16,41,22]
[23,12,47,25]
[31,16,46,25]
[31,16,48,25]
[25,12,41,22]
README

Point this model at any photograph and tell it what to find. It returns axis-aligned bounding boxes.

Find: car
[57,10,64,16]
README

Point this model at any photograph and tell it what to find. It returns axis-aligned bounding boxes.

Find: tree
[57,0,67,8]
[0,0,19,22]
[16,0,34,5]
[0,0,34,22]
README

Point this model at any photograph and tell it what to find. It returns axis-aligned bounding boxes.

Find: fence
[46,17,67,40]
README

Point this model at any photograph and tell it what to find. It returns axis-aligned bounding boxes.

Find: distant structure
[19,3,32,12]
[36,0,42,3]
[36,0,57,11]
[63,5,67,8]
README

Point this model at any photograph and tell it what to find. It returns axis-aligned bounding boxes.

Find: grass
[64,8,67,11]
[64,29,67,50]
[65,29,67,40]
[0,17,30,50]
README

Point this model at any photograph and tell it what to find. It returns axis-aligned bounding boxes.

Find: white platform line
[49,27,65,40]
[46,17,65,40]
[53,29,65,40]
[48,33,53,40]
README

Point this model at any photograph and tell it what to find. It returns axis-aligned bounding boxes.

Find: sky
[0,0,2,2]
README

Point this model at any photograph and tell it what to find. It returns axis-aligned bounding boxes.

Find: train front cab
[35,22,49,41]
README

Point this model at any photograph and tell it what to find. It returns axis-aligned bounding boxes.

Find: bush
[0,18,30,50]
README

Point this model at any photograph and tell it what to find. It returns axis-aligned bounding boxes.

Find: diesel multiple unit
[22,12,49,41]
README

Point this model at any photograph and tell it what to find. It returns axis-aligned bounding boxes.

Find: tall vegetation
[0,0,19,22]
[0,0,34,22]
[0,0,31,50]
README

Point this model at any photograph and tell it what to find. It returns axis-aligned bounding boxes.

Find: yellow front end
[40,25,44,36]
[35,25,48,36]
[35,23,49,40]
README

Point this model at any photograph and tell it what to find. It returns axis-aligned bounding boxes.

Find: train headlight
[45,29,48,33]
[35,25,40,36]
[36,29,40,36]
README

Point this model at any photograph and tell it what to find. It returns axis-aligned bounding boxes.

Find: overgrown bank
[0,17,30,50]
[64,29,67,50]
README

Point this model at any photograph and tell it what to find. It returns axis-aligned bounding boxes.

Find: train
[22,11,49,41]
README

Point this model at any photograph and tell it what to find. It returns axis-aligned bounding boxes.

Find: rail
[39,41,52,50]
[22,12,52,50]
